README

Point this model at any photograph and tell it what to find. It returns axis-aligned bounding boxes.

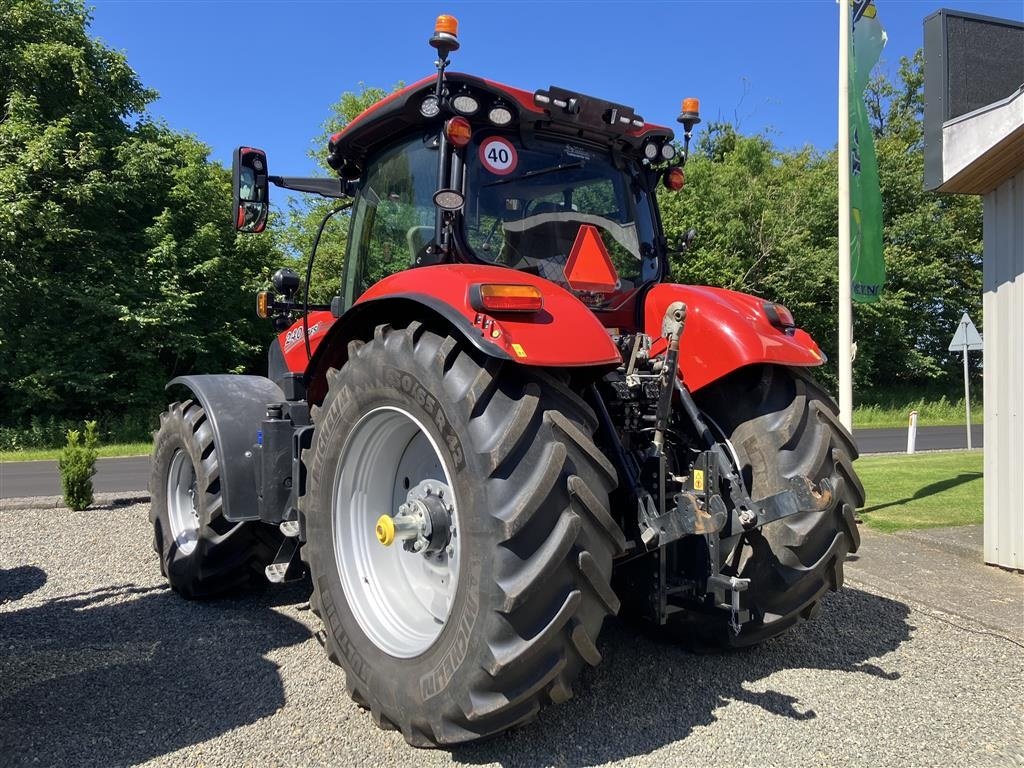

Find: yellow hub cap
[375,514,395,546]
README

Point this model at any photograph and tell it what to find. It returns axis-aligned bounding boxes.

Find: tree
[658,50,982,397]
[276,84,399,303]
[0,0,279,436]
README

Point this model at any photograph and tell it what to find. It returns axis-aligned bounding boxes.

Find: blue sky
[89,0,1022,178]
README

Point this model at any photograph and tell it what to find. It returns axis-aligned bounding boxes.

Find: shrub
[59,421,99,511]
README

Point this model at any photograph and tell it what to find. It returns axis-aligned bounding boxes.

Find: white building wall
[983,167,1024,570]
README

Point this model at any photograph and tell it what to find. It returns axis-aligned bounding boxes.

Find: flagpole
[838,0,853,431]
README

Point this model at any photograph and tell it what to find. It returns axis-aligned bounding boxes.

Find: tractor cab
[236,14,703,365]
[328,72,685,324]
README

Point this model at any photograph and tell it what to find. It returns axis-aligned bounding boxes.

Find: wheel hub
[166,449,200,555]
[375,480,453,554]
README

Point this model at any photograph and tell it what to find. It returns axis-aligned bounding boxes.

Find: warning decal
[478,137,518,175]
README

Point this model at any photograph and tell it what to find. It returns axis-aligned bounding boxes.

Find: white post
[837,0,853,431]
[907,410,918,454]
[963,347,972,450]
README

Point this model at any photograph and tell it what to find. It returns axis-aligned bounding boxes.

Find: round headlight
[452,94,479,115]
[420,95,440,118]
[661,143,677,161]
[643,141,660,161]
[433,189,465,211]
[488,105,513,126]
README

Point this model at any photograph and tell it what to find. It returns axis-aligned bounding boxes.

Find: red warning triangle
[563,224,619,293]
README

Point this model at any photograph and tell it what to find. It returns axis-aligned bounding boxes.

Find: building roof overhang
[939,85,1024,194]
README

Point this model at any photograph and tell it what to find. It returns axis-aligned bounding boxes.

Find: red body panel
[357,264,621,367]
[643,284,824,393]
[277,310,337,373]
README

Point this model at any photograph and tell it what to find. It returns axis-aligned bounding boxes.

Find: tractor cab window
[343,135,438,303]
[462,135,659,309]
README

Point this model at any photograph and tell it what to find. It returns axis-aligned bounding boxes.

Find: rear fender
[644,283,825,393]
[167,375,285,522]
[305,264,621,405]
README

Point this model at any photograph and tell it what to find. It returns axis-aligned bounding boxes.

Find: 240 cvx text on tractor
[150,16,864,747]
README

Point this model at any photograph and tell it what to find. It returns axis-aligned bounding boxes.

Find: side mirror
[232,146,269,233]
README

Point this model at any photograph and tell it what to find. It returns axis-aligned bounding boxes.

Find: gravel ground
[2,502,1022,768]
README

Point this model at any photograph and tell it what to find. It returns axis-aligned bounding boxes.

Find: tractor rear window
[462,135,657,308]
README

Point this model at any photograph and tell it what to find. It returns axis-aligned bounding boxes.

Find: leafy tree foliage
[0,0,279,434]
[1,2,981,448]
[660,50,981,393]
[277,84,400,303]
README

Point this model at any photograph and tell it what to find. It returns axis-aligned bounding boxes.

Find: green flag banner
[850,0,886,303]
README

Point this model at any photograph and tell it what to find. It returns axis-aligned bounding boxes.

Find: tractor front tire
[682,364,865,647]
[150,400,281,598]
[302,323,622,746]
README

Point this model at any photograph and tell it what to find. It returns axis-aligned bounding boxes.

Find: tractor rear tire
[150,400,281,598]
[680,364,864,648]
[302,322,622,746]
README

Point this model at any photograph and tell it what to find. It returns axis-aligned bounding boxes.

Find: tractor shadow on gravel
[454,586,912,767]
[0,579,312,768]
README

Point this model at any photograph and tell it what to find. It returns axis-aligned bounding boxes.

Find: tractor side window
[343,136,438,304]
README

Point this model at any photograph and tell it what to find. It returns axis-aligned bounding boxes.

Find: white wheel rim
[333,406,461,658]
[167,449,200,555]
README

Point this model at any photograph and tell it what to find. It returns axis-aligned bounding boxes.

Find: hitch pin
[726,575,750,635]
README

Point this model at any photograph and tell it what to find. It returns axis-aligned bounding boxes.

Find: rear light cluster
[642,139,677,163]
[445,116,472,147]
[451,94,479,116]
[663,167,685,191]
[763,302,796,331]
[419,92,515,127]
[470,284,544,313]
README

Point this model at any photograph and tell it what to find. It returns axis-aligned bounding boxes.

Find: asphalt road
[1,455,151,499]
[855,424,983,454]
[1,502,1021,767]
[0,425,984,499]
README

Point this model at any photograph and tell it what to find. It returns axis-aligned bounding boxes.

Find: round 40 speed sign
[478,136,518,176]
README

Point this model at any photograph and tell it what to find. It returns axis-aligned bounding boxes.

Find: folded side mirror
[232,146,269,233]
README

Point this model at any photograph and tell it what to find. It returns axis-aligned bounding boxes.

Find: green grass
[856,451,983,532]
[0,441,152,462]
[852,396,982,429]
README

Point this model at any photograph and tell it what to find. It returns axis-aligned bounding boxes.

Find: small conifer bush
[59,421,98,511]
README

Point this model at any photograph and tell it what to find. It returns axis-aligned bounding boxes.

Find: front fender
[644,283,824,393]
[167,375,285,521]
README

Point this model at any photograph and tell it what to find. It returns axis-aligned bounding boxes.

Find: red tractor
[150,16,863,747]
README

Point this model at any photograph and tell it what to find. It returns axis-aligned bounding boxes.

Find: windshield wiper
[483,160,584,188]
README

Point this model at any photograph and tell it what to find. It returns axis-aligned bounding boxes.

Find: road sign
[949,312,983,351]
[949,312,982,449]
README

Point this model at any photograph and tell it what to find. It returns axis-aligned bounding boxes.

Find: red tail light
[763,302,795,329]
[471,284,544,313]
[664,166,685,191]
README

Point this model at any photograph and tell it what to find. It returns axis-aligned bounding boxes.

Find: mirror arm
[268,176,351,199]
